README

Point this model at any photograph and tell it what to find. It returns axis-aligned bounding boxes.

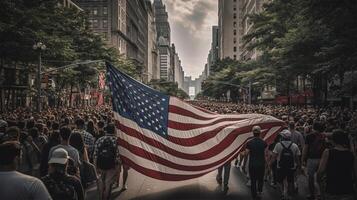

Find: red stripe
[118,136,249,171]
[120,156,207,181]
[169,105,215,120]
[168,117,245,130]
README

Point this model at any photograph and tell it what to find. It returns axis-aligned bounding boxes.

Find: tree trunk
[303,75,307,108]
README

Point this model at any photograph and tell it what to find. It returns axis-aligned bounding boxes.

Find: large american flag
[106,63,285,181]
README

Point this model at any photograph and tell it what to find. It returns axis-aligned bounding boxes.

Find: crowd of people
[0,102,357,200]
[0,106,129,200]
[191,101,357,200]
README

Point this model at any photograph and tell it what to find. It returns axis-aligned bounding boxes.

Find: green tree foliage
[0,0,137,82]
[149,79,189,99]
[203,0,357,104]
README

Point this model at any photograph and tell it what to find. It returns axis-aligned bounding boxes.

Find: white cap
[48,148,69,165]
[252,126,261,133]
[0,120,8,128]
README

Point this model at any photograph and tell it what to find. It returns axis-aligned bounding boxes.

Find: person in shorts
[272,130,301,200]
[302,121,326,200]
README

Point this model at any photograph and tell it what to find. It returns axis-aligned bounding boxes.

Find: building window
[233,37,237,44]
[93,8,98,15]
[103,7,108,15]
[233,0,236,2]
[234,29,237,35]
[233,21,237,27]
[93,19,99,28]
[234,47,237,52]
[234,55,237,60]
[103,20,108,28]
[233,13,237,19]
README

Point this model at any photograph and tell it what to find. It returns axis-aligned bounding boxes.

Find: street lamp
[33,42,46,112]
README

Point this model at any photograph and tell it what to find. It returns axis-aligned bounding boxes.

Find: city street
[87,165,308,200]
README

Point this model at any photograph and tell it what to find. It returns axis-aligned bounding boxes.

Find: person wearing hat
[272,129,301,200]
[41,148,84,200]
[244,126,268,199]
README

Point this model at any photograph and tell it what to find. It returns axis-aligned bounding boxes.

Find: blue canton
[106,63,170,137]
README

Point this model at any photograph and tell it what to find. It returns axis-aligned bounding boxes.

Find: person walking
[288,121,305,192]
[272,130,301,200]
[216,161,231,194]
[0,141,52,200]
[93,123,121,200]
[42,148,84,200]
[317,130,356,200]
[245,126,267,199]
[302,121,326,200]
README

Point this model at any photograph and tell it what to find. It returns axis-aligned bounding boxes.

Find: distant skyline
[162,0,218,79]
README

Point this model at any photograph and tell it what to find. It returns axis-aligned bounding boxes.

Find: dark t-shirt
[305,132,326,159]
[246,137,267,167]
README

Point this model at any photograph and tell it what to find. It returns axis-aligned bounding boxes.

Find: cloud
[162,0,217,78]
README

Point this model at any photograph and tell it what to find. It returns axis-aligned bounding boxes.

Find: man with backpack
[93,123,121,200]
[272,129,301,200]
[42,148,84,200]
[302,121,326,200]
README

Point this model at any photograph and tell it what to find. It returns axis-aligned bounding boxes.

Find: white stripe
[168,112,260,124]
[170,97,220,118]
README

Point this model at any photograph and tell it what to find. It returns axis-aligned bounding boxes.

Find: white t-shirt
[273,141,301,169]
[0,171,52,200]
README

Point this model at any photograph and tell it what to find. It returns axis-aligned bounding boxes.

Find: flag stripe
[120,156,208,181]
[169,105,216,120]
[167,117,245,130]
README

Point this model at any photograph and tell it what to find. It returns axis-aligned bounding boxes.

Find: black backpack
[42,175,78,200]
[278,142,294,169]
[96,137,117,170]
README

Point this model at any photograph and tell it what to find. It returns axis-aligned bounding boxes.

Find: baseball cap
[252,126,261,133]
[280,129,291,139]
[0,120,8,128]
[48,148,69,165]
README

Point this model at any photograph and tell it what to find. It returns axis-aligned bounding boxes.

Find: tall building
[153,0,171,44]
[126,0,149,79]
[74,0,127,55]
[154,0,172,80]
[239,0,264,60]
[171,44,184,89]
[157,36,170,80]
[147,1,159,81]
[218,0,239,60]
[210,26,220,66]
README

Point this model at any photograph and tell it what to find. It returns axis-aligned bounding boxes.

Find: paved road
[86,165,309,200]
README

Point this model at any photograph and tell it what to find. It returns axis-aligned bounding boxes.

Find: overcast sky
[162,0,218,79]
